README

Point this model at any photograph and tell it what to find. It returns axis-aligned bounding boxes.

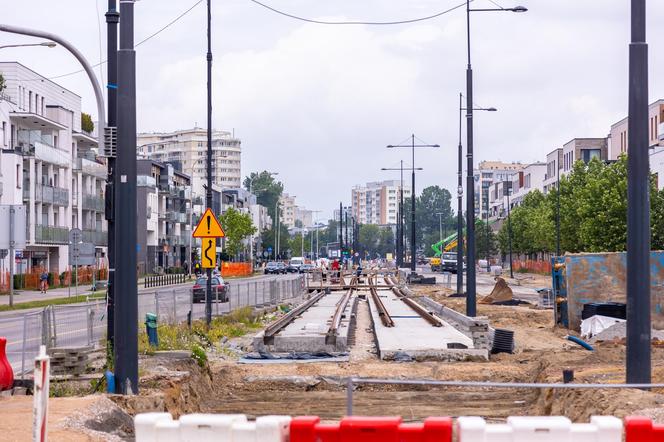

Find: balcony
[34,185,69,206]
[82,229,108,246]
[35,225,69,244]
[174,212,188,224]
[82,193,104,212]
[660,122,664,142]
[15,129,70,168]
[74,157,106,180]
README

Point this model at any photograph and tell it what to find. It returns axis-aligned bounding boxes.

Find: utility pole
[105,0,119,354]
[339,202,343,252]
[457,93,464,295]
[626,0,651,385]
[204,0,213,325]
[114,0,138,394]
[387,135,439,272]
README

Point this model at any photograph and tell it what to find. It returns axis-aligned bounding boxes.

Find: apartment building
[0,62,107,273]
[137,128,242,197]
[279,193,297,229]
[609,99,664,160]
[543,149,563,194]
[136,160,192,274]
[473,161,523,218]
[351,180,411,226]
[295,207,313,228]
[487,162,547,222]
[561,138,608,174]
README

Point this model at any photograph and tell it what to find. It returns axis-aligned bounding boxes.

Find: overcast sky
[2,1,664,220]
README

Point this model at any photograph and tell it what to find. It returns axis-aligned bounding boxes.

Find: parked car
[264,261,286,274]
[192,276,229,303]
[299,263,315,273]
[92,279,108,291]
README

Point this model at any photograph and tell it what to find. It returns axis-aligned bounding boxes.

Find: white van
[289,257,304,271]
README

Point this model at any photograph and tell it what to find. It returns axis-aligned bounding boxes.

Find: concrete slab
[367,287,488,361]
[253,293,355,353]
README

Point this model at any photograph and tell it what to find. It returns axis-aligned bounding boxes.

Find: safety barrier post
[32,345,50,442]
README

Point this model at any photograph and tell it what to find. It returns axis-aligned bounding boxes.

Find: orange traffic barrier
[220,262,252,277]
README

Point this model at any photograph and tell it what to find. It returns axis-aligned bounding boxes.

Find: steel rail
[368,274,395,327]
[263,290,323,341]
[384,276,442,327]
[327,276,357,343]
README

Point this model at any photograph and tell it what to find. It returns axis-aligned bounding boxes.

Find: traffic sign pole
[192,207,225,326]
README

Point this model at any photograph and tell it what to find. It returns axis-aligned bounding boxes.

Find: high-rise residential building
[136,160,192,274]
[279,193,297,229]
[609,99,664,160]
[137,128,242,198]
[473,161,524,219]
[0,62,107,273]
[351,180,411,226]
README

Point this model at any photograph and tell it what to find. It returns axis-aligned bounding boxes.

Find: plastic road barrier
[134,414,290,442]
[457,416,622,441]
[290,416,453,442]
[625,417,664,441]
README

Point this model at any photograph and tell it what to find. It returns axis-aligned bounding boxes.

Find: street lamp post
[464,1,527,317]
[626,0,650,385]
[381,161,422,268]
[505,180,514,279]
[388,135,439,272]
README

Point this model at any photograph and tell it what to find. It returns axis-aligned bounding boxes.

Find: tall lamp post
[626,0,650,385]
[464,1,527,317]
[381,161,422,268]
[458,94,497,294]
[388,135,439,272]
[504,179,514,279]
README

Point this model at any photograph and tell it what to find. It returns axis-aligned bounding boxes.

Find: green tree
[81,112,94,134]
[0,72,6,93]
[403,186,455,255]
[243,171,283,220]
[219,207,256,260]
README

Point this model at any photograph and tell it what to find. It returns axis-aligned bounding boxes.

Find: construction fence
[512,259,552,275]
[4,266,108,292]
[1,275,306,376]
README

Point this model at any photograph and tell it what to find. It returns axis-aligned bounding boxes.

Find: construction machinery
[430,233,458,272]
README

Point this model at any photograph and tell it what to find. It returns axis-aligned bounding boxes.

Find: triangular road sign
[192,208,225,238]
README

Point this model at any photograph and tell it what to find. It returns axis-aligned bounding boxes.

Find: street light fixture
[456,93,498,295]
[0,41,57,49]
[464,1,527,317]
[388,134,439,272]
[381,162,423,268]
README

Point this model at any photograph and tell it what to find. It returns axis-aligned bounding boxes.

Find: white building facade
[137,128,242,198]
[0,62,107,273]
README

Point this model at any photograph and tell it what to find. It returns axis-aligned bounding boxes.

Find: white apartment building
[473,161,523,219]
[295,207,313,228]
[351,180,411,226]
[487,162,546,222]
[137,128,242,198]
[543,148,563,194]
[0,62,107,273]
[279,193,297,229]
[609,99,664,160]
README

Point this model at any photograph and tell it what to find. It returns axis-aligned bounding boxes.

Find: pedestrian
[39,270,49,294]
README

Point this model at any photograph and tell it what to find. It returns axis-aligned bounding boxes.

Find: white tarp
[581,315,625,338]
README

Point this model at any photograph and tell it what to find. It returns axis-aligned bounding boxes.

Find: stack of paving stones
[417,297,491,350]
[48,347,91,376]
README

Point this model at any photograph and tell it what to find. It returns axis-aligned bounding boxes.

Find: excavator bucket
[480,277,513,304]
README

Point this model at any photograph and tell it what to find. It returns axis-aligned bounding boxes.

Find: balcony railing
[82,193,104,212]
[35,225,69,244]
[82,229,108,246]
[35,185,69,206]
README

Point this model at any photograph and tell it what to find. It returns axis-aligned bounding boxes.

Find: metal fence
[1,275,306,376]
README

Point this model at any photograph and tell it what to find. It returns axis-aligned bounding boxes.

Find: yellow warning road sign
[193,208,225,238]
[201,238,217,268]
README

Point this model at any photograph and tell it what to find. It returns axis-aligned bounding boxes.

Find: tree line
[497,155,664,258]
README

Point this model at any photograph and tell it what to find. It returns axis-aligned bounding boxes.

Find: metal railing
[1,275,306,377]
[35,225,69,244]
[82,193,105,211]
[144,273,189,288]
[82,229,108,246]
[35,184,69,206]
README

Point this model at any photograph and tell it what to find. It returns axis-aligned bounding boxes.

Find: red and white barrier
[133,414,664,442]
[457,416,622,441]
[32,345,50,442]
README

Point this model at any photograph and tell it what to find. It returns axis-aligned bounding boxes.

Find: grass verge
[138,306,263,361]
[0,293,106,312]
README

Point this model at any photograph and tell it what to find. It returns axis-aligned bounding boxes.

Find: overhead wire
[244,0,470,26]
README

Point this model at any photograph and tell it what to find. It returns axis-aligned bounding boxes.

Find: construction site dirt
[3,273,664,440]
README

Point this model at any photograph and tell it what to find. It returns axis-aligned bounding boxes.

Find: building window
[2,121,6,146]
[16,164,21,188]
[582,149,602,163]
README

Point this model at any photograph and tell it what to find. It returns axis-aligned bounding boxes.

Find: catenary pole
[457,93,464,295]
[626,0,651,385]
[205,0,213,326]
[114,0,138,394]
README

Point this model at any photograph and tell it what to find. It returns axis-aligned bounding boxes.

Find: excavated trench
[111,351,664,423]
